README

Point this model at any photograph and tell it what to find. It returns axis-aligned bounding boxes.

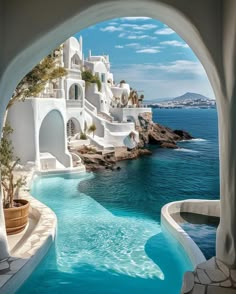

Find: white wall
[63,37,82,69]
[85,83,104,112]
[7,98,72,169]
[7,101,36,164]
[110,107,152,122]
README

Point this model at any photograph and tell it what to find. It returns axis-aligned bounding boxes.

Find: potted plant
[0,123,28,235]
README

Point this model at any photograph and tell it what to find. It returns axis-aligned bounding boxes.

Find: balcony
[66,99,83,108]
[39,89,64,98]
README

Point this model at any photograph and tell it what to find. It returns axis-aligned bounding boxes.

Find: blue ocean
[17,108,219,294]
[79,108,219,218]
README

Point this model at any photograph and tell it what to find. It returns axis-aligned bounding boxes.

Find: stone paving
[0,171,57,294]
[182,257,236,294]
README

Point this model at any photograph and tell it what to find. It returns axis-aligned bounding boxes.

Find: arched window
[69,84,83,107]
[67,119,76,137]
[69,84,79,100]
[71,54,80,69]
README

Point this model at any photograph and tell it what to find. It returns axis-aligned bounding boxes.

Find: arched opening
[69,83,83,106]
[71,53,81,70]
[1,1,236,292]
[39,110,70,168]
[67,117,82,137]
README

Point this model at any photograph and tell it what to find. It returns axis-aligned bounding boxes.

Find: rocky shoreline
[72,112,193,171]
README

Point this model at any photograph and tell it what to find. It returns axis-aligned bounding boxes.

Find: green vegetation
[88,123,97,137]
[7,47,67,109]
[0,124,26,208]
[80,132,87,140]
[82,70,102,91]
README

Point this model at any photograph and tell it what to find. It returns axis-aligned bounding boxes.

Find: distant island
[145,92,216,109]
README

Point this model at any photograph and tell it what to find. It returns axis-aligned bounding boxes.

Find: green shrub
[80,132,87,140]
[82,70,101,91]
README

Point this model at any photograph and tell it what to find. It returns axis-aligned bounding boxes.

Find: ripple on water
[56,193,164,279]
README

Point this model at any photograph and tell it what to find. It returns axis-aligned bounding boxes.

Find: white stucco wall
[63,37,82,69]
[85,83,105,112]
[110,108,152,122]
[7,101,36,165]
[7,98,72,170]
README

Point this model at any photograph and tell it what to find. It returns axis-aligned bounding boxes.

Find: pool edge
[161,199,220,267]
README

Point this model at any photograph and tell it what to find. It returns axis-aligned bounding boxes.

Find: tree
[88,123,97,137]
[0,124,26,208]
[7,47,67,109]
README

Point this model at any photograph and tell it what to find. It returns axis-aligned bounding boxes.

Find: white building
[7,36,152,171]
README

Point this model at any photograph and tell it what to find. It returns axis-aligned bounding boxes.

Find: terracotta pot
[4,199,29,235]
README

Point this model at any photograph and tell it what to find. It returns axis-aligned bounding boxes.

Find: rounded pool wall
[161,199,220,267]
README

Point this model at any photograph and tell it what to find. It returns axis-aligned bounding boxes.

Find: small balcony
[39,89,64,98]
[66,99,83,108]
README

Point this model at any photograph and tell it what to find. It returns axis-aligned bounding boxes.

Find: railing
[39,89,64,98]
[85,100,97,113]
[66,99,83,108]
[98,112,113,122]
[71,63,81,70]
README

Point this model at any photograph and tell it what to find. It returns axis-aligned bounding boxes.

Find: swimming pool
[17,172,193,294]
[178,212,219,260]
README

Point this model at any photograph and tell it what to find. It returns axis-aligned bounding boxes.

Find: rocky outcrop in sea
[137,112,193,149]
[73,112,193,171]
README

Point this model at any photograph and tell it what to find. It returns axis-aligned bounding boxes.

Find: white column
[216,97,236,268]
[0,108,10,260]
[216,0,236,268]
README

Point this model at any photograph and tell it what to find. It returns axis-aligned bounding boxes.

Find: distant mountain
[172,92,210,102]
[145,92,212,104]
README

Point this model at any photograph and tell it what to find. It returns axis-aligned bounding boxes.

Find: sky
[75,17,214,100]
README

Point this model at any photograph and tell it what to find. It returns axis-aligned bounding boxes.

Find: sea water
[17,108,219,294]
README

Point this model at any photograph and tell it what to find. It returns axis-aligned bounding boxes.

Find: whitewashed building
[7,36,151,171]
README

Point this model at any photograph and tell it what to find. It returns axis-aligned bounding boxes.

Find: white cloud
[120,23,157,30]
[125,43,140,47]
[101,26,123,32]
[112,63,214,99]
[118,33,126,38]
[120,17,151,21]
[160,40,189,48]
[156,60,205,75]
[155,27,175,35]
[115,45,124,49]
[127,35,156,40]
[136,48,160,54]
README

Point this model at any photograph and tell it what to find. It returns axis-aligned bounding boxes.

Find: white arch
[67,117,82,137]
[39,109,71,168]
[0,0,236,268]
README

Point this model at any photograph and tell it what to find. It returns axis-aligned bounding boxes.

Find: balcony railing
[71,64,81,70]
[38,89,64,98]
[66,99,83,108]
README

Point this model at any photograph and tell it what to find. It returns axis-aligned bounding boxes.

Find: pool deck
[182,257,236,294]
[0,170,57,294]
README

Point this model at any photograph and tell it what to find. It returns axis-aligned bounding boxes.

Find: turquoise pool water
[17,108,219,293]
[18,172,192,294]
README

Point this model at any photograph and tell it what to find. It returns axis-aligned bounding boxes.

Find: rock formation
[138,112,193,149]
